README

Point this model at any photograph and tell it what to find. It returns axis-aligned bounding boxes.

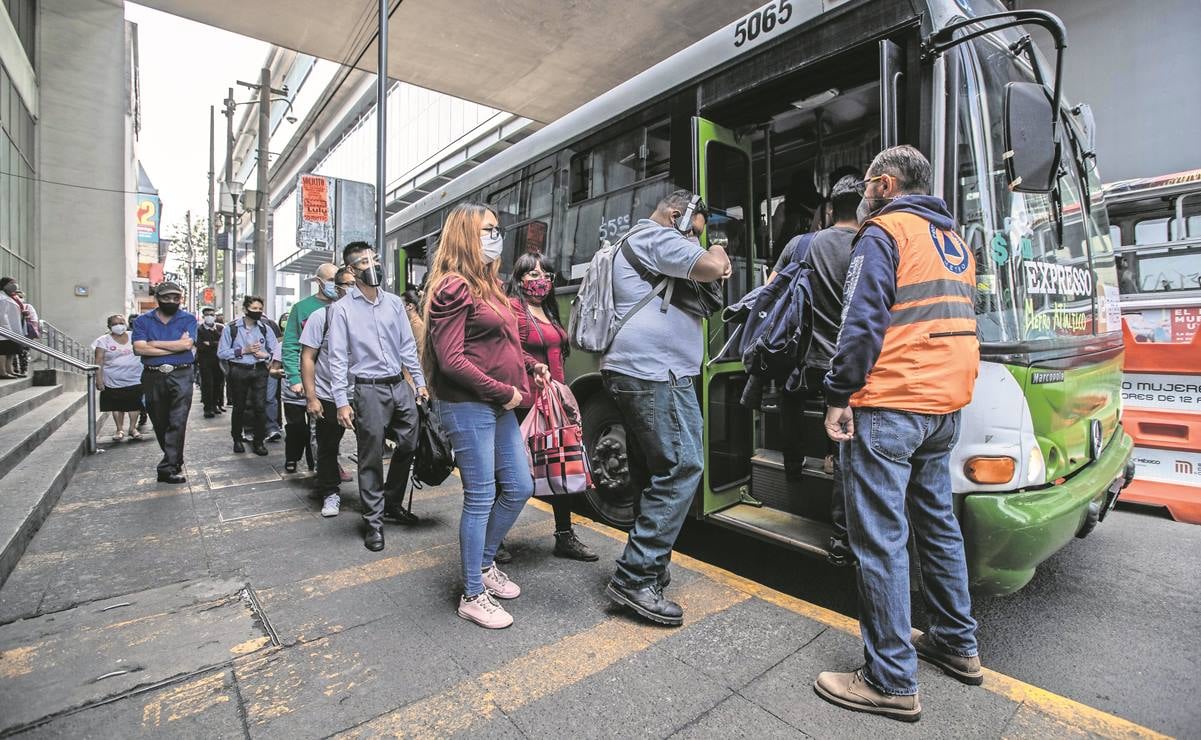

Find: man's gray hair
[867,145,931,195]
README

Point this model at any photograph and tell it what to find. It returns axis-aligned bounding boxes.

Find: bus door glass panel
[696,116,754,512]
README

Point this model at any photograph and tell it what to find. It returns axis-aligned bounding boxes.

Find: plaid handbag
[520,381,593,497]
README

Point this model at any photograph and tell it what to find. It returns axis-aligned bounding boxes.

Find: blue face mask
[320,280,338,299]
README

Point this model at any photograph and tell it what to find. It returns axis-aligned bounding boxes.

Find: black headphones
[676,194,703,234]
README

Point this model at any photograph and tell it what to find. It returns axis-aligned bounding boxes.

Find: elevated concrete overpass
[134,0,775,123]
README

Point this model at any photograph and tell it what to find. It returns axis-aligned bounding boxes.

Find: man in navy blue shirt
[132,282,199,484]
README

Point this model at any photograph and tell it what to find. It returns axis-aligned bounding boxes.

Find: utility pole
[224,86,235,318]
[377,0,389,288]
[254,65,271,304]
[207,105,216,311]
[185,209,195,308]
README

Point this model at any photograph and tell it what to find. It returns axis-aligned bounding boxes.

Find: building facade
[1,0,144,347]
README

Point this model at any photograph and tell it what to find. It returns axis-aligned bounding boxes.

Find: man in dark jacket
[815,146,982,722]
[196,307,224,418]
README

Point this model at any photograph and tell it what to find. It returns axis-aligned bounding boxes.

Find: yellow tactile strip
[530,499,1168,740]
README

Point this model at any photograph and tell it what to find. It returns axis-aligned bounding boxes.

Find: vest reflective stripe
[894,278,976,303]
[891,300,976,327]
[851,211,980,413]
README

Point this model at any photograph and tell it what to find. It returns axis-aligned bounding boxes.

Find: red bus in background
[1106,169,1201,523]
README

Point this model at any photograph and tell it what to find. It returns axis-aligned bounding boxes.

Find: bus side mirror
[1003,81,1061,193]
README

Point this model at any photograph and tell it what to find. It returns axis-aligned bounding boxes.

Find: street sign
[296,174,375,250]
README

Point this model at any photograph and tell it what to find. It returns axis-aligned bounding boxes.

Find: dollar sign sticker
[990,232,1009,266]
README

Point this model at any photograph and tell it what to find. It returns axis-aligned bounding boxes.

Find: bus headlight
[965,456,1016,485]
[1026,444,1046,486]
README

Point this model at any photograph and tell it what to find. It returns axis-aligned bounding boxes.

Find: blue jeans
[602,371,704,589]
[842,407,978,695]
[439,400,533,598]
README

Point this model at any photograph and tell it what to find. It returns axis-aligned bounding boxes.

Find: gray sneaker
[320,493,341,517]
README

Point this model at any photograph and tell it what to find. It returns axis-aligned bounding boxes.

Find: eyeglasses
[349,254,379,268]
[481,226,505,240]
[523,271,555,282]
[336,282,356,289]
[855,174,887,192]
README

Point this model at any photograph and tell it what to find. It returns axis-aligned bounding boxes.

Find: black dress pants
[197,357,222,412]
[142,366,193,476]
[227,363,267,444]
[283,401,314,467]
[315,399,347,494]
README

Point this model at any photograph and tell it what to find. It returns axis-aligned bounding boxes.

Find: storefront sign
[136,195,161,245]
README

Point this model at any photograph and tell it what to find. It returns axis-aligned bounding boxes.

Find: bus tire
[582,393,647,530]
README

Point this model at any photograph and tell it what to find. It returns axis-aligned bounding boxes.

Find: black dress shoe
[157,472,187,485]
[253,443,269,456]
[364,527,384,551]
[204,411,215,419]
[383,506,419,525]
[605,581,683,626]
[233,439,246,453]
[284,460,298,474]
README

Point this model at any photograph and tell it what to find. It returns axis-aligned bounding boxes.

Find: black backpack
[413,397,455,486]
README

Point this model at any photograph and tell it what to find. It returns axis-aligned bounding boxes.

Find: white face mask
[203,315,216,326]
[110,324,126,335]
[481,233,504,264]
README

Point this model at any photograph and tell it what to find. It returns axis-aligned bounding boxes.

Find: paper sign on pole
[302,175,330,223]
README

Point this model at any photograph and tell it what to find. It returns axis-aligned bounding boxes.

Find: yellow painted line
[337,577,748,738]
[55,486,193,515]
[0,645,35,678]
[140,670,231,729]
[289,520,552,599]
[533,499,1168,740]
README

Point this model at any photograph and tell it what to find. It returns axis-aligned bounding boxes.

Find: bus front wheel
[582,394,647,530]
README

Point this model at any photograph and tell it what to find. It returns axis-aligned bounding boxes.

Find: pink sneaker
[482,565,520,599]
[457,592,513,629]
[338,464,353,482]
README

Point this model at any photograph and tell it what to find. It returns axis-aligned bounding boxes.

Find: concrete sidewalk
[0,407,1165,738]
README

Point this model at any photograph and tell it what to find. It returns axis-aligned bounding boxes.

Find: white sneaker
[320,494,341,517]
[457,592,513,629]
[482,564,521,599]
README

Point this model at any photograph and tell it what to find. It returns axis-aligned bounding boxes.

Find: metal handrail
[0,326,99,454]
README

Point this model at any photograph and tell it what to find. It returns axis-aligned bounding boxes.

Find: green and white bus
[386,0,1135,597]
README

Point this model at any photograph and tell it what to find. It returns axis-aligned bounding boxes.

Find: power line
[0,168,155,196]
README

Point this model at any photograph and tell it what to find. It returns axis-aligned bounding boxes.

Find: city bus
[1105,169,1201,342]
[385,0,1135,597]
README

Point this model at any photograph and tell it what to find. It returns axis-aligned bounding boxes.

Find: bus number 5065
[734,0,793,47]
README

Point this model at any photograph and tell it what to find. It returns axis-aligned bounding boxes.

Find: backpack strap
[610,277,669,343]
[789,232,817,267]
[620,239,672,314]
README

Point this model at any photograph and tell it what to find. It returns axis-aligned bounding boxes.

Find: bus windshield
[954,38,1121,346]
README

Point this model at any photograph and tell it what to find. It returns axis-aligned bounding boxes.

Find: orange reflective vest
[850,211,980,413]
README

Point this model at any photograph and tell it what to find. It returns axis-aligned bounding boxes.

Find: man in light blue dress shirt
[326,242,427,552]
[217,295,278,456]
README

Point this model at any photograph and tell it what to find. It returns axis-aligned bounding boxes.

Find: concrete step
[0,391,86,481]
[0,401,91,588]
[0,376,32,400]
[0,384,64,428]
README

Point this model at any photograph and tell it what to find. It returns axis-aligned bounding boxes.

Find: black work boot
[553,529,599,561]
[605,580,683,626]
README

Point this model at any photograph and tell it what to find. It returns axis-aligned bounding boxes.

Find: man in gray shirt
[601,190,731,626]
[327,241,427,552]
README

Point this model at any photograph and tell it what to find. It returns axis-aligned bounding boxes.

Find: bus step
[708,503,834,558]
[751,449,834,481]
